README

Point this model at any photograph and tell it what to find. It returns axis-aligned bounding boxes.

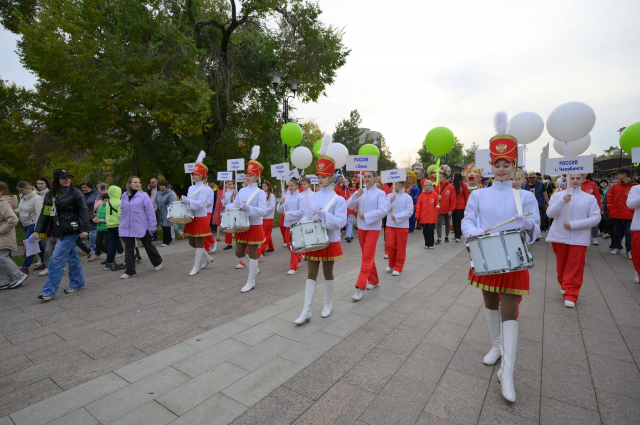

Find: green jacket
[106,186,122,228]
[96,204,107,231]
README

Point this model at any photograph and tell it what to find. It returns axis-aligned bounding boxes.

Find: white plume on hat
[319,133,332,156]
[196,150,206,163]
[250,145,260,160]
[494,111,509,136]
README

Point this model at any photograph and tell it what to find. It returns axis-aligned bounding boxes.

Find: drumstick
[483,212,533,233]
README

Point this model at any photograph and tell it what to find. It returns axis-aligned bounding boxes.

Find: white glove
[239,202,250,211]
[315,208,327,219]
[515,214,534,231]
[181,196,191,205]
[469,228,485,237]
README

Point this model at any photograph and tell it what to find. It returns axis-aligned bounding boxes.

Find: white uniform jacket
[276,190,304,228]
[385,191,414,229]
[205,186,214,215]
[347,185,388,231]
[183,182,209,218]
[627,185,640,231]
[264,194,276,220]
[305,186,347,243]
[546,187,601,247]
[225,182,267,225]
[462,180,541,244]
[302,188,313,212]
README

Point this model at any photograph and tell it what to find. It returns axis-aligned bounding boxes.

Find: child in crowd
[416,180,439,248]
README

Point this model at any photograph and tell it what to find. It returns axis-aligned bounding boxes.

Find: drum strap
[323,193,339,213]
[188,185,205,199]
[512,189,523,215]
[237,187,261,207]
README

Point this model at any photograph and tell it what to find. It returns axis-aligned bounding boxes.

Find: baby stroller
[111,239,142,271]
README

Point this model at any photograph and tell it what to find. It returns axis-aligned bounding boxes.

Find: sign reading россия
[346,155,378,171]
[545,155,593,174]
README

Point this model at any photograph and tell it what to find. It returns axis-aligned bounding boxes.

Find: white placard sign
[184,163,195,173]
[545,155,593,174]
[286,169,300,181]
[227,158,245,171]
[346,155,378,171]
[475,147,525,177]
[381,168,407,184]
[270,163,290,179]
[217,172,233,181]
[235,173,244,183]
[307,175,318,184]
[633,147,640,163]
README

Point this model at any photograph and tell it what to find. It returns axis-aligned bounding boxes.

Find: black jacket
[35,186,90,239]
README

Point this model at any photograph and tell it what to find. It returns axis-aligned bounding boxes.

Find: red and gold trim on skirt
[183,216,211,238]
[468,268,529,296]
[234,224,265,245]
[304,242,344,262]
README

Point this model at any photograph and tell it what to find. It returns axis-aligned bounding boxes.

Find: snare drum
[465,229,533,275]
[290,220,329,254]
[167,201,193,224]
[221,208,250,233]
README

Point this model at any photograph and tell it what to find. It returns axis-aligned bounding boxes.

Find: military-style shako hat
[246,146,264,177]
[489,112,518,164]
[192,151,208,177]
[317,134,336,177]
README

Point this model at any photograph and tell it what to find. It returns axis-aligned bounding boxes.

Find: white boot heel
[321,280,334,318]
[190,249,203,276]
[294,280,316,324]
[500,320,518,402]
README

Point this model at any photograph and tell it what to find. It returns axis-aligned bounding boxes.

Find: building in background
[540,142,549,176]
[357,128,381,145]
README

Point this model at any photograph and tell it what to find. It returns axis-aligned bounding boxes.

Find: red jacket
[415,191,439,224]
[335,184,356,215]
[381,183,394,196]
[453,184,469,210]
[434,181,455,214]
[581,180,602,212]
[607,181,637,220]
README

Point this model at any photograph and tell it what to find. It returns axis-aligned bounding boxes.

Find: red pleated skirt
[468,268,529,296]
[234,224,265,245]
[183,216,211,238]
[304,242,344,262]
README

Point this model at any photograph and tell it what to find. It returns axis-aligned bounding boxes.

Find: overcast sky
[2,0,640,172]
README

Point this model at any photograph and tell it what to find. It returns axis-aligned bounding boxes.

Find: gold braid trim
[183,232,211,238]
[234,237,265,245]
[468,277,529,296]
[303,254,344,262]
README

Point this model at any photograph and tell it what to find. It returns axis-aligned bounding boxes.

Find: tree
[373,134,397,171]
[594,146,629,162]
[462,142,479,166]
[332,109,364,156]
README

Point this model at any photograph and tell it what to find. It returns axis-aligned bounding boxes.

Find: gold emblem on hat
[496,143,507,153]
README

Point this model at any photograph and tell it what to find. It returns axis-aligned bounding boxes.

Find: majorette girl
[461,112,541,403]
[384,180,414,276]
[180,151,214,276]
[277,177,305,275]
[294,135,347,324]
[224,146,267,293]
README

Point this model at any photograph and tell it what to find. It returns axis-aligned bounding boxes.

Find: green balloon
[358,143,380,159]
[424,126,455,157]
[620,122,640,155]
[313,140,322,158]
[281,122,303,147]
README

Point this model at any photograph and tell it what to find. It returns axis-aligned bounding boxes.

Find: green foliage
[332,109,364,156]
[366,133,396,171]
[418,137,465,168]
[594,146,629,162]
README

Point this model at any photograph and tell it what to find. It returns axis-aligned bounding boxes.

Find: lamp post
[268,71,300,160]
[618,127,627,169]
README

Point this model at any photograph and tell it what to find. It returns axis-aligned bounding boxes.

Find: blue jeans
[88,229,97,252]
[408,211,416,232]
[21,224,45,269]
[41,234,85,296]
[106,227,120,265]
[612,219,632,253]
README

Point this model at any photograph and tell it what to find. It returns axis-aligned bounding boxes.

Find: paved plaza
[1,229,640,425]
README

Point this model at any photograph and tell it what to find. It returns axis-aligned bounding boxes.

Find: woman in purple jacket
[118,176,163,279]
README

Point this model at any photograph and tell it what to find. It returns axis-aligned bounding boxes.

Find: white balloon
[552,134,591,157]
[327,143,349,168]
[509,112,544,145]
[291,146,312,169]
[546,102,596,142]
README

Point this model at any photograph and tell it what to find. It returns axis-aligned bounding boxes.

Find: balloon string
[563,142,569,157]
[436,157,441,207]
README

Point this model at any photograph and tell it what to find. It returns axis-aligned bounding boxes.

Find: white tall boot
[190,249,203,276]
[497,320,518,402]
[201,251,213,269]
[241,258,259,292]
[294,279,316,324]
[322,280,334,318]
[483,308,501,365]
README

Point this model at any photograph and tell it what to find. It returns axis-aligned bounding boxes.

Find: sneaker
[19,267,29,274]
[236,262,246,269]
[386,267,392,272]
[455,238,460,243]
[610,248,619,255]
[635,272,639,284]
[223,245,233,250]
[592,238,599,245]
[33,264,46,271]
[346,237,351,243]
[115,253,125,259]
[283,243,287,247]
[560,289,566,295]
[564,300,576,308]
[266,249,275,253]
[366,283,376,289]
[429,246,435,249]
[160,244,167,247]
[352,288,364,301]
[0,282,10,290]
[392,270,400,276]
[88,254,102,262]
[383,254,388,259]
[120,273,135,279]
[603,234,610,239]
[627,252,632,260]
[435,240,441,245]
[154,263,163,271]
[425,246,429,249]
[37,293,54,301]
[287,269,296,275]
[103,264,112,270]
[38,268,49,276]
[63,286,85,294]
[210,240,218,253]
[445,237,449,243]
[8,272,28,288]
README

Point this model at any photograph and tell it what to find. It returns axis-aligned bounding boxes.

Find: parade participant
[626,184,640,283]
[581,173,602,245]
[222,180,235,250]
[416,180,438,248]
[294,140,347,323]
[462,112,541,403]
[180,151,213,276]
[412,162,428,194]
[524,171,550,231]
[335,175,356,242]
[452,172,469,242]
[607,168,636,258]
[435,165,454,244]
[347,171,388,301]
[212,179,225,242]
[259,180,276,255]
[301,177,313,208]
[546,174,600,307]
[404,170,420,233]
[276,177,305,275]
[463,162,484,194]
[385,180,413,275]
[203,178,217,254]
[0,182,29,289]
[226,146,267,292]
[427,164,438,183]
